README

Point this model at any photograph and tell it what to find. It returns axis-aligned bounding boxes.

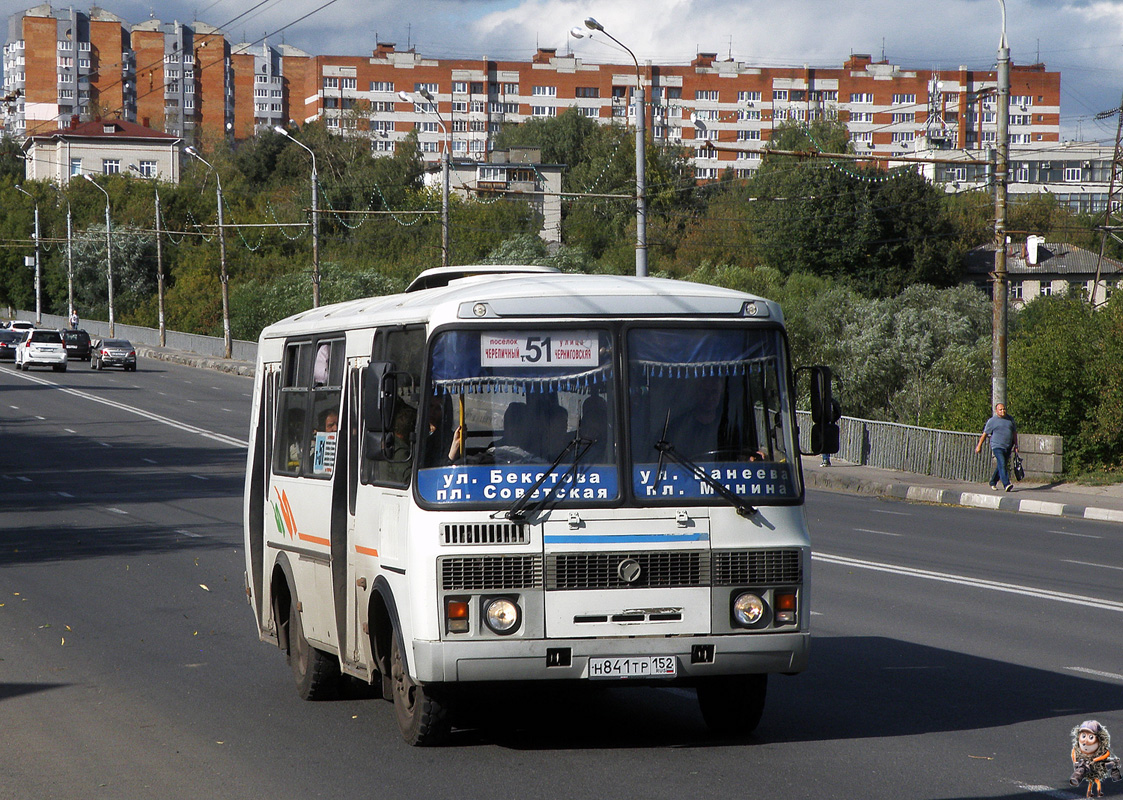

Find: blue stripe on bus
[544,533,710,544]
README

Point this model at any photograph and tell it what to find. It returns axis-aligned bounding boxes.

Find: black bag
[1012,451,1025,481]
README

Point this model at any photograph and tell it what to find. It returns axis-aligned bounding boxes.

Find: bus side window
[367,326,425,488]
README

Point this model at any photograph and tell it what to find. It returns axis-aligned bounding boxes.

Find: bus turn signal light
[774,592,796,625]
[446,599,469,633]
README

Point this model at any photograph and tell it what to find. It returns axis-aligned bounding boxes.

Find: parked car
[8,320,35,332]
[15,328,67,371]
[90,338,137,371]
[61,328,92,361]
[0,329,22,361]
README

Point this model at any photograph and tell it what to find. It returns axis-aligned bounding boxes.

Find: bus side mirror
[799,365,840,456]
[363,361,397,461]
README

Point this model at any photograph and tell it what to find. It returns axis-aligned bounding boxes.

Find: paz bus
[243,266,837,745]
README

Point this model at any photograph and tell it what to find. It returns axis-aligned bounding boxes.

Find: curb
[136,346,255,377]
[805,469,1123,524]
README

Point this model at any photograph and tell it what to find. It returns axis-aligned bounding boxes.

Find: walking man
[975,402,1018,492]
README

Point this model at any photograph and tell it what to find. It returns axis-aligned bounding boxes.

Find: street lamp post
[399,89,450,266]
[128,164,166,346]
[273,126,320,307]
[14,185,42,325]
[184,146,232,359]
[993,0,1011,409]
[83,174,115,337]
[571,17,647,277]
[46,184,74,324]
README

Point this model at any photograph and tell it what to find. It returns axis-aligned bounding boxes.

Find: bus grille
[712,549,802,585]
[440,555,543,590]
[441,522,528,546]
[547,552,709,590]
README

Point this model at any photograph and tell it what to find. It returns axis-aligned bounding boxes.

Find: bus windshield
[628,327,800,503]
[418,328,619,505]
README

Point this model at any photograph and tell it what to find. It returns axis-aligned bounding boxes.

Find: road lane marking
[1003,781,1072,799]
[64,428,76,433]
[855,528,902,537]
[16,476,31,482]
[1063,559,1123,572]
[1065,666,1123,682]
[1051,530,1102,539]
[871,509,911,516]
[142,458,157,464]
[57,491,73,498]
[814,552,1123,613]
[190,474,208,481]
[177,529,203,538]
[98,441,111,447]
[7,371,248,448]
[35,415,45,420]
[106,507,128,515]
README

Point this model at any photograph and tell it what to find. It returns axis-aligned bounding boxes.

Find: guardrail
[798,411,1062,481]
[11,311,258,362]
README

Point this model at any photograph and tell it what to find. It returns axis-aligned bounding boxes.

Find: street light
[399,88,450,266]
[992,0,1011,409]
[45,182,74,326]
[83,174,115,337]
[273,126,321,307]
[184,146,232,359]
[571,17,647,277]
[13,184,41,325]
[128,164,166,346]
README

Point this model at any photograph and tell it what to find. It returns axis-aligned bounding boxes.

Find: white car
[8,320,35,332]
[15,329,68,372]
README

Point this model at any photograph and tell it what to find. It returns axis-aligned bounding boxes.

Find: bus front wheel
[697,673,767,737]
[288,601,339,700]
[390,634,450,746]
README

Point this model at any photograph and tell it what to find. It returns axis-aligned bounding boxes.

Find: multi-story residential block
[3,5,1063,177]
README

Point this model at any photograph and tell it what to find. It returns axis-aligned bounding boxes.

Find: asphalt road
[1,357,1121,800]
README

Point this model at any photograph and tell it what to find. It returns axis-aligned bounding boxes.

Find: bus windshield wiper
[499,436,595,522]
[653,438,758,518]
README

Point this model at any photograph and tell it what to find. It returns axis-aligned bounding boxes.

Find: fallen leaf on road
[199,584,210,592]
[61,637,65,646]
[968,755,994,760]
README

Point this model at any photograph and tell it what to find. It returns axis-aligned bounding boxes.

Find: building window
[341,77,356,90]
[452,101,467,113]
[739,109,761,120]
[137,160,157,177]
[737,129,761,140]
[1014,166,1029,182]
[891,93,916,105]
[415,82,439,94]
[891,112,915,123]
[578,106,598,117]
[695,89,719,101]
[772,89,788,102]
[531,105,557,117]
[370,81,394,92]
[102,159,120,175]
[532,86,556,96]
[1040,283,1053,297]
[323,77,338,89]
[1009,281,1023,300]
[575,86,600,98]
[738,90,761,103]
[452,81,467,93]
[70,158,82,176]
[849,92,874,104]
[1064,167,1082,182]
[850,111,874,123]
[503,82,518,94]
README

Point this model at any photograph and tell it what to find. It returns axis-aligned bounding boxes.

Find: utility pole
[1092,90,1123,307]
[992,1,1010,409]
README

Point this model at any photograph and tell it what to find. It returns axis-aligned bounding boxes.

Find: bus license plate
[587,656,677,679]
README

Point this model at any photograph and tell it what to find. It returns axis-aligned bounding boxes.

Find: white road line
[1065,666,1123,682]
[9,404,18,409]
[106,507,128,515]
[35,415,45,420]
[190,474,208,481]
[57,491,73,498]
[64,428,76,433]
[814,552,1123,613]
[1063,559,1123,572]
[177,530,203,538]
[1051,530,1102,539]
[142,458,157,464]
[854,528,902,537]
[7,371,248,448]
[16,476,31,482]
[98,441,111,447]
[1003,781,1073,799]
[871,509,911,516]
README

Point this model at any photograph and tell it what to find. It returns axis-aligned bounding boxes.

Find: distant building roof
[964,239,1123,277]
[23,119,180,147]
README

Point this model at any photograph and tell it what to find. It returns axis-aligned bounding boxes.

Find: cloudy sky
[9,0,1123,141]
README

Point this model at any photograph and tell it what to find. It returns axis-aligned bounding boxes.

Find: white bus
[243,266,837,745]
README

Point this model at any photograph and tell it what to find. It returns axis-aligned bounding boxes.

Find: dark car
[61,328,92,361]
[91,338,137,371]
[0,329,21,361]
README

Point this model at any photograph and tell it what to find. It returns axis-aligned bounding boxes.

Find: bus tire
[288,601,339,701]
[697,673,767,737]
[390,634,450,746]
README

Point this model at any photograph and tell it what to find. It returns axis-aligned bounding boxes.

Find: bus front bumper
[410,631,809,684]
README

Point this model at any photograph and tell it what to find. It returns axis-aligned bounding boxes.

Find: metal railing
[797,411,994,483]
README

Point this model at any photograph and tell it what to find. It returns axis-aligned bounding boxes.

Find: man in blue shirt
[975,403,1019,491]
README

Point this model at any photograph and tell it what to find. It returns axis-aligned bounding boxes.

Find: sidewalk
[803,456,1123,524]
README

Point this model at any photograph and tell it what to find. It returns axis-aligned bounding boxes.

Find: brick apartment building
[3,4,1062,177]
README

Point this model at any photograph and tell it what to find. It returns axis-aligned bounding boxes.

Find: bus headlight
[483,597,521,635]
[732,592,765,627]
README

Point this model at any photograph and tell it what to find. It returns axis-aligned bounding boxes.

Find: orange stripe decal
[297,533,331,547]
[354,545,379,557]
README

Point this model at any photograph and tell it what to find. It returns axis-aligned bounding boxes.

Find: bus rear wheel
[390,634,450,746]
[287,601,339,700]
[697,673,767,737]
